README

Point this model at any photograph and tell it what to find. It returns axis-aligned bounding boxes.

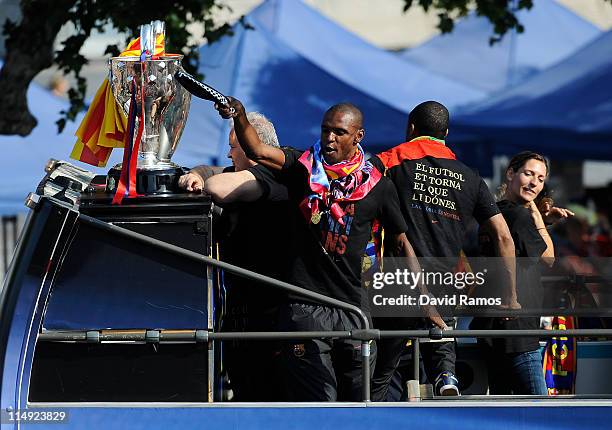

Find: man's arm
[385,232,448,330]
[204,170,264,204]
[178,165,225,192]
[481,213,520,309]
[191,165,226,181]
[217,98,286,170]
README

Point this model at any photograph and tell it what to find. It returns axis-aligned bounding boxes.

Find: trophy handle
[174,69,232,108]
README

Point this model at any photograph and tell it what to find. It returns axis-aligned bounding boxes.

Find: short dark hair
[325,103,364,128]
[407,101,449,139]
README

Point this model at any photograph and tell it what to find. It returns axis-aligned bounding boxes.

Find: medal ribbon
[112,75,145,204]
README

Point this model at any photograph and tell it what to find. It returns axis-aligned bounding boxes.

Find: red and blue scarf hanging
[298,141,381,225]
[543,316,577,395]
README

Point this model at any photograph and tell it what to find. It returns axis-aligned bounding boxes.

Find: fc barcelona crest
[292,343,305,358]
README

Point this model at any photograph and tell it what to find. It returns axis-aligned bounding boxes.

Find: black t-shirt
[373,139,499,271]
[471,199,547,353]
[254,147,408,312]
[216,164,290,318]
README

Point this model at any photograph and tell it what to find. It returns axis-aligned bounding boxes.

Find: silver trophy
[108,21,191,173]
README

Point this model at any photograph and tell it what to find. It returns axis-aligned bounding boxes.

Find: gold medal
[311,212,321,224]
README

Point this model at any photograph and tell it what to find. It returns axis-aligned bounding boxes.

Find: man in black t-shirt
[370,101,518,399]
[214,98,419,402]
[180,112,289,401]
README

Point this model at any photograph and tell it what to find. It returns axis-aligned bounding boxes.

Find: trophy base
[106,165,186,195]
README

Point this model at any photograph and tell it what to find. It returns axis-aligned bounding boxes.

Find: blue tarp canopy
[1,0,504,214]
[185,0,484,164]
[399,0,600,94]
[450,30,612,174]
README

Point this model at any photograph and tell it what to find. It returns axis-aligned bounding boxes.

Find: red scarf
[378,136,456,169]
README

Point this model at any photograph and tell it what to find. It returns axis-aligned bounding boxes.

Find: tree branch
[0,0,75,135]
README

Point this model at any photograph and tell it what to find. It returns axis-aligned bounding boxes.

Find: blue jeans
[485,349,548,395]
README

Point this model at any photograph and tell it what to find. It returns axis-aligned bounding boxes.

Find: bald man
[211,97,419,402]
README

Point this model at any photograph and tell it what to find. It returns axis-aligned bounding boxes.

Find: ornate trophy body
[106,23,191,195]
[109,56,191,169]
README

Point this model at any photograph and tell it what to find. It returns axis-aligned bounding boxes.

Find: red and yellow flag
[70,35,165,167]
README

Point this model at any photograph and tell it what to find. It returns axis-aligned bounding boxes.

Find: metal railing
[1,215,19,281]
[77,213,375,401]
[37,213,612,402]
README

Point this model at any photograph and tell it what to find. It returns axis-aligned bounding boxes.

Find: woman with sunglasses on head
[472,151,573,395]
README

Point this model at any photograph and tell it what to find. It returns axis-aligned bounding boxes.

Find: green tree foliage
[1,0,610,136]
[0,0,233,135]
[403,0,536,44]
